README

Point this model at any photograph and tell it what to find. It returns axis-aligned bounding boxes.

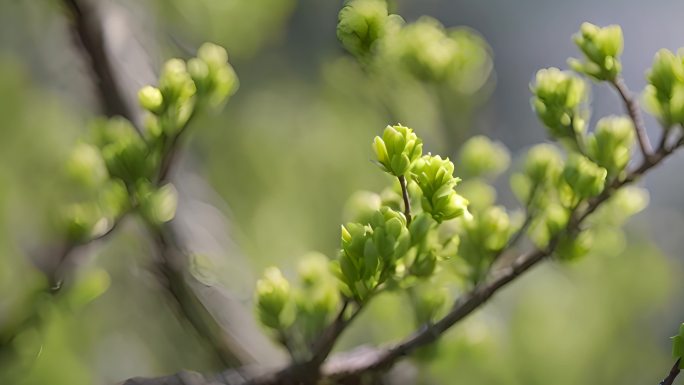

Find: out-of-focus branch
[61,0,137,125]
[151,226,255,367]
[59,0,260,369]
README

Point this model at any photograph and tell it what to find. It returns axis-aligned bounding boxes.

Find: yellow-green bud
[587,116,634,175]
[255,267,291,330]
[531,68,588,138]
[643,49,684,127]
[138,86,164,113]
[343,190,382,223]
[159,59,196,104]
[139,183,178,225]
[569,23,623,81]
[562,154,607,199]
[373,124,423,176]
[337,0,389,58]
[524,144,563,184]
[412,155,468,222]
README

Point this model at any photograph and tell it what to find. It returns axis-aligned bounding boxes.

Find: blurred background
[1,0,683,384]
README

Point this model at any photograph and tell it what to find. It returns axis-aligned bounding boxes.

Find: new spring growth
[412,155,468,223]
[587,116,635,176]
[294,254,340,343]
[562,154,607,199]
[256,267,292,330]
[643,49,684,127]
[569,23,623,81]
[531,68,588,139]
[338,207,410,302]
[337,0,390,59]
[373,124,423,177]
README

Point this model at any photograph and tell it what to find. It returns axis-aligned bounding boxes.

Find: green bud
[524,144,563,185]
[562,154,607,199]
[138,86,164,114]
[373,124,423,176]
[643,49,684,127]
[337,0,390,58]
[459,135,510,179]
[295,253,340,338]
[569,23,623,81]
[412,155,468,222]
[139,183,178,225]
[255,267,291,330]
[197,42,229,71]
[543,203,569,237]
[66,142,108,189]
[338,207,411,301]
[97,179,129,218]
[159,58,196,105]
[587,116,635,175]
[531,68,588,138]
[298,252,333,288]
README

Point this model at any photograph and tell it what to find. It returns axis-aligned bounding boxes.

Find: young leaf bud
[139,183,178,225]
[373,124,423,176]
[412,155,468,222]
[255,267,291,330]
[586,116,635,175]
[337,0,390,59]
[531,68,588,139]
[569,23,623,81]
[643,49,684,127]
[524,144,563,185]
[138,86,164,114]
[562,155,607,199]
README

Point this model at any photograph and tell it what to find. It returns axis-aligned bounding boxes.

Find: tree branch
[610,77,653,158]
[61,0,138,126]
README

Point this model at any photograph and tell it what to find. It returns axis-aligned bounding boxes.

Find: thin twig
[398,175,412,225]
[611,77,653,158]
[659,358,681,385]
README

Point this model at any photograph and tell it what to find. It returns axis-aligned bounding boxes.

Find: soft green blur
[0,1,681,385]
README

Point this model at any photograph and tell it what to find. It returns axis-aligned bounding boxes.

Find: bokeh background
[1,0,684,384]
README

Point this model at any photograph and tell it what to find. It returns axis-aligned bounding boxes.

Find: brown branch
[398,175,412,225]
[659,358,681,385]
[610,77,653,158]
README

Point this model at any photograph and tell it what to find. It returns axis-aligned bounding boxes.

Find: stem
[659,358,681,385]
[611,77,653,158]
[398,175,412,225]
